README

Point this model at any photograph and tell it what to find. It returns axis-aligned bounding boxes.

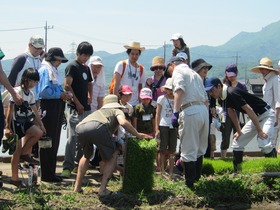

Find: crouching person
[74,95,151,196]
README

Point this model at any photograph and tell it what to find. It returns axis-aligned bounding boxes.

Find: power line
[0,27,43,31]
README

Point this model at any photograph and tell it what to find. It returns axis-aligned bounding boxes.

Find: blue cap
[205,77,222,91]
[167,56,184,64]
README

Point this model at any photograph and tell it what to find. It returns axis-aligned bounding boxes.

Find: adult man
[251,57,280,156]
[112,41,146,107]
[61,41,93,178]
[205,77,275,173]
[73,95,150,196]
[170,56,209,188]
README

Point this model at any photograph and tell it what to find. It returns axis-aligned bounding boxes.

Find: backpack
[109,60,144,94]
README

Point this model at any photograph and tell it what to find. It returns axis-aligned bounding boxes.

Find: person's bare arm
[0,63,23,105]
[117,114,151,139]
[173,89,184,112]
[155,104,162,138]
[113,72,121,96]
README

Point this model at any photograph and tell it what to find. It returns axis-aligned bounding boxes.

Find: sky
[1,0,280,60]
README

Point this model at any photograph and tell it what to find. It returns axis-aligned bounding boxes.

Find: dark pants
[40,99,65,180]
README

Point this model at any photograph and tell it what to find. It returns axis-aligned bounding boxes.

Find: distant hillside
[2,20,280,85]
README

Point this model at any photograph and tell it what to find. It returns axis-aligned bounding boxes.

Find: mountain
[2,20,280,84]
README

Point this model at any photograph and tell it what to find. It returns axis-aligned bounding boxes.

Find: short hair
[76,41,94,56]
[126,49,141,56]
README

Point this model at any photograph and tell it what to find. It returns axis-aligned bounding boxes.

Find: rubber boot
[264,149,276,158]
[233,151,243,173]
[195,156,203,182]
[183,161,196,189]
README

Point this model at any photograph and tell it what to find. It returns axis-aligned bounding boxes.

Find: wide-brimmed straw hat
[124,41,145,51]
[150,56,165,71]
[251,57,278,74]
[101,95,125,109]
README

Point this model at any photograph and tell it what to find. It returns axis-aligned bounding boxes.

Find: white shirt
[157,95,174,127]
[114,59,146,106]
[263,71,280,110]
[172,63,208,106]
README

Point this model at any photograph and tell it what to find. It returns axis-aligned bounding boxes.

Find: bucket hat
[102,95,125,109]
[124,41,145,51]
[251,57,278,74]
[191,58,212,72]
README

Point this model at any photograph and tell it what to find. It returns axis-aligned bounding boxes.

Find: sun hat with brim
[46,47,68,63]
[160,78,173,91]
[89,56,103,66]
[140,88,152,99]
[124,41,145,51]
[150,56,165,71]
[251,57,278,74]
[191,58,212,72]
[101,95,125,109]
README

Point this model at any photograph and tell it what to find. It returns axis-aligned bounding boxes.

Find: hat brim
[32,43,45,48]
[251,66,278,74]
[124,45,145,51]
[54,55,68,63]
[226,72,237,77]
[205,85,214,92]
[91,61,103,66]
[194,63,212,72]
[102,103,125,109]
[140,96,152,100]
[150,64,166,71]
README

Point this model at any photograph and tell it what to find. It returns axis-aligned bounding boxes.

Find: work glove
[171,112,179,128]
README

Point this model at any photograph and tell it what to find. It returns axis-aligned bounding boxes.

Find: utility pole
[44,21,54,52]
[234,52,240,66]
[69,41,77,59]
[163,42,172,61]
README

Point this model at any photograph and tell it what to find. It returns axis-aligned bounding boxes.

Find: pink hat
[120,85,133,95]
[140,88,152,99]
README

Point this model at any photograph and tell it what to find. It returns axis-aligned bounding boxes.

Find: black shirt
[226,86,268,114]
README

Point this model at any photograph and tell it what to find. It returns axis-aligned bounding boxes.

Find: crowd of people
[0,32,279,192]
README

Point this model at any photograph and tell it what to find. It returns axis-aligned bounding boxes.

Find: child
[155,78,177,178]
[133,88,156,136]
[5,68,46,187]
[210,113,221,159]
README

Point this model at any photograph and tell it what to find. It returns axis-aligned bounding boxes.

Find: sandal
[98,189,113,197]
[20,154,40,165]
[9,179,26,188]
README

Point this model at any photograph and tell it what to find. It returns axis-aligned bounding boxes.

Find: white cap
[176,52,188,60]
[171,33,183,40]
[89,56,103,66]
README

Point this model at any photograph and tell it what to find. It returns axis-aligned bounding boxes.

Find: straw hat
[150,56,165,70]
[124,41,145,51]
[251,57,278,74]
[101,95,125,109]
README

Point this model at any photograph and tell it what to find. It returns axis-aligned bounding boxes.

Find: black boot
[264,149,276,158]
[233,151,243,173]
[183,161,196,189]
[195,156,203,182]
